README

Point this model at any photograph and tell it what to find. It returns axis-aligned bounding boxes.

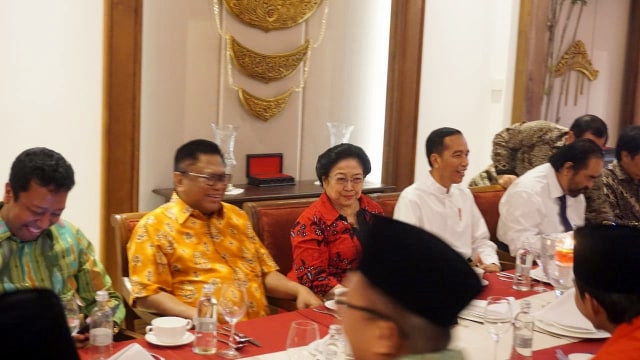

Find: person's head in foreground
[574,225,640,337]
[341,215,482,360]
[1,147,75,241]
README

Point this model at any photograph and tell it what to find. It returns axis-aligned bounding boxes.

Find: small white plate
[324,299,337,310]
[568,354,594,360]
[145,332,194,347]
[535,320,610,339]
[481,279,489,286]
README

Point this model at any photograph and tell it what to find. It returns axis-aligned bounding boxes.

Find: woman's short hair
[315,143,372,183]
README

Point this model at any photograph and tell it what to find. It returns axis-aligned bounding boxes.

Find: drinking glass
[286,320,320,360]
[218,282,247,359]
[547,249,575,297]
[483,296,513,360]
[62,296,81,334]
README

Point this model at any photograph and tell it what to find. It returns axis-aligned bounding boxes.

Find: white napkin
[535,288,596,332]
[108,343,155,360]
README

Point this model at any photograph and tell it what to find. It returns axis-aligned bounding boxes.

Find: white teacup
[473,266,485,281]
[145,316,192,344]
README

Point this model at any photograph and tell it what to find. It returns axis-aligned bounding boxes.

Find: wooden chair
[110,212,155,330]
[469,185,515,270]
[367,192,401,217]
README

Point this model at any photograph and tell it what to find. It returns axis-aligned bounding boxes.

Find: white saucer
[145,332,194,346]
[324,299,337,310]
[481,279,489,286]
[568,354,594,360]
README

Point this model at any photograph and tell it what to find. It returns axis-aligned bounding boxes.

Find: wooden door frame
[101,0,424,266]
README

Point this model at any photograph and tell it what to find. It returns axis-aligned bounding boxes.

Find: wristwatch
[113,322,121,335]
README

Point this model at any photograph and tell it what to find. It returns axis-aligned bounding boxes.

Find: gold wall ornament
[553,40,599,81]
[222,0,323,32]
[238,88,293,121]
[229,36,310,83]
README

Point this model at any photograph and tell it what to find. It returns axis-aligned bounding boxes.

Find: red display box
[246,153,295,187]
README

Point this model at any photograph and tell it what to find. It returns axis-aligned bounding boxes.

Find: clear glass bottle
[510,300,533,360]
[324,324,346,360]
[89,290,113,360]
[513,247,533,291]
[193,284,218,355]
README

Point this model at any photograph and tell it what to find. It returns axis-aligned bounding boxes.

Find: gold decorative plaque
[238,88,293,121]
[222,0,323,32]
[553,40,599,81]
[229,36,310,83]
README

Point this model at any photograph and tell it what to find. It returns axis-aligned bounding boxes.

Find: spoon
[312,307,342,319]
[217,337,247,350]
[218,329,250,344]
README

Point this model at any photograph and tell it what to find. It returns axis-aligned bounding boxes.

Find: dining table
[78,271,606,359]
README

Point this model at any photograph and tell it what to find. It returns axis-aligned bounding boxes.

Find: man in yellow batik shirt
[127,139,320,321]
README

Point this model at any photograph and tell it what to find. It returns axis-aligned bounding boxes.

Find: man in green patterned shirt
[0,147,124,346]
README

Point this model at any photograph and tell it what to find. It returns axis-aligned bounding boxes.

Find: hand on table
[295,285,323,309]
[481,263,500,273]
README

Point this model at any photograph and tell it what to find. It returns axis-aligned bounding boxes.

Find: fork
[312,307,342,319]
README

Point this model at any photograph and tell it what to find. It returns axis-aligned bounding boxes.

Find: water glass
[286,320,320,360]
[218,282,247,359]
[62,296,81,334]
[484,296,513,360]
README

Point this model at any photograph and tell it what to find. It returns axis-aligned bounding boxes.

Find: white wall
[139,0,391,211]
[416,0,521,184]
[0,1,104,255]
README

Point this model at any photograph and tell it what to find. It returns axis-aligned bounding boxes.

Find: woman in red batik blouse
[287,143,384,299]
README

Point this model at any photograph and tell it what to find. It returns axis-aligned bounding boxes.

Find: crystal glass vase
[327,122,355,147]
[211,124,244,195]
[315,122,355,186]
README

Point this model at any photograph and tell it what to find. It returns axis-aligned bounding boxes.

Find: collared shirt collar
[168,192,226,224]
[426,171,451,196]
[543,163,566,199]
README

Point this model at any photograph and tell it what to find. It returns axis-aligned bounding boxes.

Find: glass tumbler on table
[218,282,247,359]
[484,296,513,360]
[286,320,320,360]
[62,295,81,334]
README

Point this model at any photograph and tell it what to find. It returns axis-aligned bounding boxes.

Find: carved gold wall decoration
[553,40,599,81]
[223,0,323,32]
[229,36,310,83]
[238,88,293,121]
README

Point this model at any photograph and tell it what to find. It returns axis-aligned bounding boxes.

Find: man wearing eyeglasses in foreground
[394,127,500,272]
[127,139,321,321]
[340,215,482,359]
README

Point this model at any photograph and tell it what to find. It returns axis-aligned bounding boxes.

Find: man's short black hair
[569,114,608,145]
[9,147,75,201]
[174,139,224,171]
[615,125,640,161]
[548,138,603,172]
[425,127,462,167]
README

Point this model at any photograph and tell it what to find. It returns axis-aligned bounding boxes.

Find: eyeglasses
[334,299,393,321]
[331,176,364,186]
[178,171,230,185]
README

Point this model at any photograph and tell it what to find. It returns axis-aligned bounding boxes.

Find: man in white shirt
[394,127,500,272]
[497,139,604,255]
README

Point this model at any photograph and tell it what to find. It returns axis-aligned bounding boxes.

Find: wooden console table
[152,180,395,207]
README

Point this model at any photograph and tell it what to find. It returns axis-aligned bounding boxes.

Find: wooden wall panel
[382,0,426,191]
[102,0,142,279]
[622,0,640,126]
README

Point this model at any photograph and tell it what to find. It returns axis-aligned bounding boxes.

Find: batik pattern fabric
[127,193,278,321]
[600,161,640,226]
[0,205,125,324]
[287,193,383,297]
[492,120,568,177]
